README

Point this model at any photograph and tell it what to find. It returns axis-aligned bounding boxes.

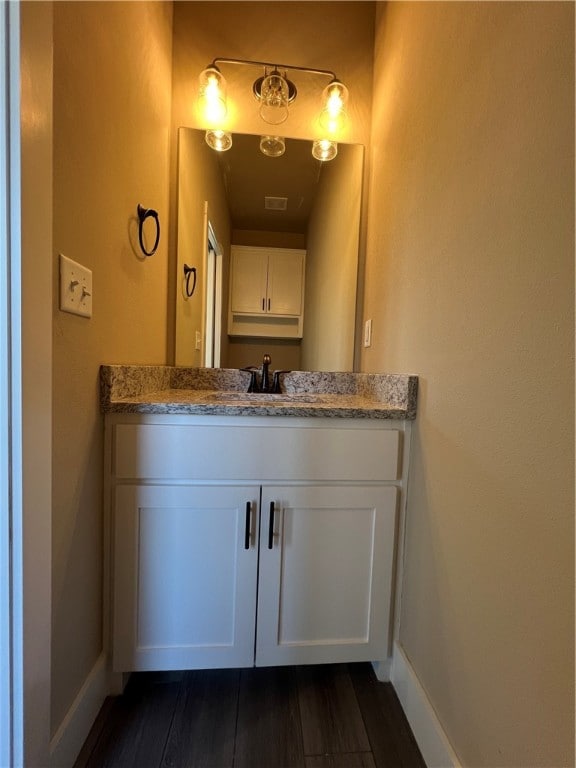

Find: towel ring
[137,204,160,257]
[183,264,197,297]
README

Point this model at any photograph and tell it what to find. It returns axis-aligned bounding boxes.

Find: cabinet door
[113,484,259,671]
[230,247,268,314]
[266,250,304,315]
[256,485,397,667]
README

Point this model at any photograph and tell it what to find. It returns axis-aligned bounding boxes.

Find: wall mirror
[175,128,364,372]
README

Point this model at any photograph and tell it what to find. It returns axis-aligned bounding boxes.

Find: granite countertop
[100,365,418,420]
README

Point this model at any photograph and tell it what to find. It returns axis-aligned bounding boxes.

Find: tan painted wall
[364,2,574,765]
[175,128,231,366]
[302,143,363,371]
[52,1,173,734]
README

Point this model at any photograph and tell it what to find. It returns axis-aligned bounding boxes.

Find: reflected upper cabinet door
[266,250,304,315]
[230,246,269,314]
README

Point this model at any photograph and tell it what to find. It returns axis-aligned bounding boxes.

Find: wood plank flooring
[74,663,425,768]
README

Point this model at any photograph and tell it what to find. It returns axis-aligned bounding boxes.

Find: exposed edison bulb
[258,72,290,125]
[319,80,348,135]
[312,139,338,162]
[205,130,232,152]
[198,66,228,125]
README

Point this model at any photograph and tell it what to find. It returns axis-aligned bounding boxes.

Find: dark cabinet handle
[244,502,251,550]
[268,501,275,549]
[262,297,265,311]
[267,298,271,311]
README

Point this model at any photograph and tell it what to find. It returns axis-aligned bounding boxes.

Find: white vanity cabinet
[228,245,306,338]
[106,415,406,673]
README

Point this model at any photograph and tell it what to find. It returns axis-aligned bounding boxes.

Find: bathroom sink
[212,391,330,404]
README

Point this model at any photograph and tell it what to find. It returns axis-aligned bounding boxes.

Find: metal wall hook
[183,264,197,297]
[137,204,160,257]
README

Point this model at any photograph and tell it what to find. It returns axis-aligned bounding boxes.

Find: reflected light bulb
[312,139,338,162]
[205,130,232,152]
[260,135,286,157]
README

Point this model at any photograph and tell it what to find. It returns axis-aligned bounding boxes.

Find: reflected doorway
[204,219,222,368]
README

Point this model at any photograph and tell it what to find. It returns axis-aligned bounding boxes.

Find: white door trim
[0,3,22,763]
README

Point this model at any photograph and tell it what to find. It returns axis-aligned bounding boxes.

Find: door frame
[204,218,222,368]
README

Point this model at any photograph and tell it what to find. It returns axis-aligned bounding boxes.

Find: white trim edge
[371,658,392,681]
[49,651,109,768]
[391,642,462,768]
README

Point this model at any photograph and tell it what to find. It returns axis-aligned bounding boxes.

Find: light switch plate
[59,254,93,318]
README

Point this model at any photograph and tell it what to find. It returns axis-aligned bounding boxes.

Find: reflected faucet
[241,355,290,393]
[260,354,272,393]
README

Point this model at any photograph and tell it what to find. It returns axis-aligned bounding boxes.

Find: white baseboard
[391,642,462,768]
[49,651,109,768]
[371,657,392,681]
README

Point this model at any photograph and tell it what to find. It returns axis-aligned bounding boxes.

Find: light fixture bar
[210,57,339,83]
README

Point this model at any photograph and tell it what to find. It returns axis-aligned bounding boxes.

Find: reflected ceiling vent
[264,196,288,211]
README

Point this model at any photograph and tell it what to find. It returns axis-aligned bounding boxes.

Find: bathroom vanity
[101,366,418,675]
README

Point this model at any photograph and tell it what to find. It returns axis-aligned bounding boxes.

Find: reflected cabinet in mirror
[175,128,363,372]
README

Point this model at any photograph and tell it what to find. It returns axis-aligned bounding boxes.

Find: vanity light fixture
[197,58,348,161]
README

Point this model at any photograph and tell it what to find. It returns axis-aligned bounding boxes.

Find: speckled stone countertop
[100,365,418,420]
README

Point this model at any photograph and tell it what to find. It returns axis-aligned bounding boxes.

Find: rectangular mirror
[175,128,363,372]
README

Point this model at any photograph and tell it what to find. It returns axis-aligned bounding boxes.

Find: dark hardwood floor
[74,663,425,768]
